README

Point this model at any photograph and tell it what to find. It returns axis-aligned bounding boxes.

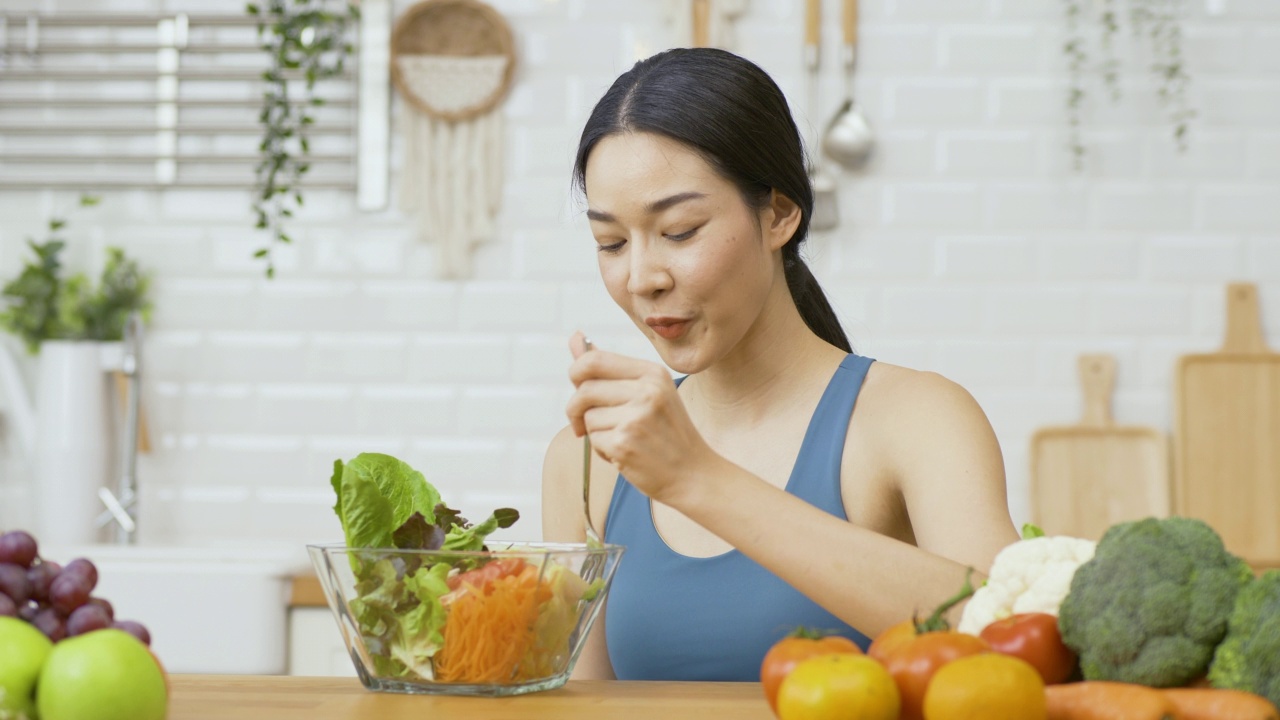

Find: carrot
[1046,682,1181,720]
[433,566,553,683]
[1164,688,1280,720]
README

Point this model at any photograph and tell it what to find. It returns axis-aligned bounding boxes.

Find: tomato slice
[447,558,527,592]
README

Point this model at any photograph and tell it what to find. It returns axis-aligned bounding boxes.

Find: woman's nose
[626,241,673,296]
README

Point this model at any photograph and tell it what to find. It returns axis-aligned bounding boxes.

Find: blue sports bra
[602,354,876,681]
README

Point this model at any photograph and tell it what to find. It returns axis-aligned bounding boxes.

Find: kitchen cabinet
[287,574,356,677]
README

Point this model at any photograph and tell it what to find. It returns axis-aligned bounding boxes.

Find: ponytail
[783,248,851,353]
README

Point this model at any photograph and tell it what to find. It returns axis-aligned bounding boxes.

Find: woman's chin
[649,339,709,376]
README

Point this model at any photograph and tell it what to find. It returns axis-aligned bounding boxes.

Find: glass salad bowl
[307,541,624,697]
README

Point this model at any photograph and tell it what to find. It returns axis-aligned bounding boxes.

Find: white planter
[32,341,121,546]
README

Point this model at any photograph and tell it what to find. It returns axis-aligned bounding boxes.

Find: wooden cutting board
[1030,354,1171,540]
[1175,282,1280,566]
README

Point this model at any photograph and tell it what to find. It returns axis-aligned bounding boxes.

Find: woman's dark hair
[572,47,852,354]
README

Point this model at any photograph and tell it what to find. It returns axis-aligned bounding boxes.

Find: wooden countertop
[289,573,327,607]
[170,675,774,719]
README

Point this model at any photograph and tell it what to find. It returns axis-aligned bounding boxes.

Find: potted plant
[0,195,153,546]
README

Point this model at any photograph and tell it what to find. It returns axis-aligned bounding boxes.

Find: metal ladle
[823,0,874,170]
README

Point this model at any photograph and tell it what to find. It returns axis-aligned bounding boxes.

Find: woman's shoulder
[544,424,581,474]
[856,360,995,453]
[541,424,620,542]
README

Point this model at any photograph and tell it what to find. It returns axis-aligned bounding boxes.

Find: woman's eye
[664,226,700,242]
[597,239,626,254]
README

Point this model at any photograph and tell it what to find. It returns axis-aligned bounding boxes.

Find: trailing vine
[246,0,358,278]
[1132,0,1195,150]
[1062,0,1194,169]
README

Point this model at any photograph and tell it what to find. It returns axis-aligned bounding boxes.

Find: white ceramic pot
[31,341,120,545]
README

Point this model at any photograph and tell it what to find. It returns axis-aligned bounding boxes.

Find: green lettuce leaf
[331,453,441,549]
[327,452,526,680]
[442,508,520,553]
[387,562,452,679]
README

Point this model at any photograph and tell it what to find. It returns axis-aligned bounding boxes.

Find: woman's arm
[569,351,1019,639]
[542,425,617,680]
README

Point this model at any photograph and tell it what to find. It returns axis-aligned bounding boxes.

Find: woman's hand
[565,331,717,505]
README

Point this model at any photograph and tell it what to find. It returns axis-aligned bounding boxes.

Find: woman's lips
[646,317,691,340]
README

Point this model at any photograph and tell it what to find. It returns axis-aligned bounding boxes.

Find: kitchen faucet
[96,312,143,544]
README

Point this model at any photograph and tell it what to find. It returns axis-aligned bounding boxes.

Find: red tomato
[760,630,863,715]
[866,571,991,720]
[876,630,990,720]
[867,619,916,664]
[978,612,1077,685]
[447,558,526,591]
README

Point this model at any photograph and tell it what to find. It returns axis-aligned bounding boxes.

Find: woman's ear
[763,190,803,252]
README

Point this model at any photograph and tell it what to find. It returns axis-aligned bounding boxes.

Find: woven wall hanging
[391,0,516,278]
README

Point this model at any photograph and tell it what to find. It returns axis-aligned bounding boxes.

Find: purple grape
[49,573,91,615]
[0,592,15,617]
[112,620,151,646]
[61,558,98,591]
[67,604,112,636]
[18,602,38,622]
[0,531,38,568]
[26,561,60,602]
[86,596,115,621]
[33,608,67,641]
[0,563,31,605]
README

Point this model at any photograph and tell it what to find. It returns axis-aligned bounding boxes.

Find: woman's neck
[682,284,848,429]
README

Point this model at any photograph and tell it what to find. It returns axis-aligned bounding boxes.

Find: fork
[581,337,601,546]
[581,338,605,582]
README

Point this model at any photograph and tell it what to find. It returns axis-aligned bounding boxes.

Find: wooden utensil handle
[805,0,821,49]
[1078,354,1116,427]
[842,0,858,47]
[692,0,711,48]
[113,371,152,454]
[1223,282,1268,353]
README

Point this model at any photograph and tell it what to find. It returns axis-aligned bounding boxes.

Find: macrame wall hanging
[390,0,516,278]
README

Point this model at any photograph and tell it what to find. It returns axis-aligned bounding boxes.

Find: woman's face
[583,131,798,374]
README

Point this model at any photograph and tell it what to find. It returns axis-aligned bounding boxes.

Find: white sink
[42,543,310,675]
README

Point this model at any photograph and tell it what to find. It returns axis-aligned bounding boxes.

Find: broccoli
[1057,517,1254,687]
[1209,570,1280,708]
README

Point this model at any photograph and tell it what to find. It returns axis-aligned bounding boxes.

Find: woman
[542,48,1019,682]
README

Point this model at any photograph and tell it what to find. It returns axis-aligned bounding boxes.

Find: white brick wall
[1,0,1278,546]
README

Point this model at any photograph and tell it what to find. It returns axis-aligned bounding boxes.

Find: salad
[329,453,603,683]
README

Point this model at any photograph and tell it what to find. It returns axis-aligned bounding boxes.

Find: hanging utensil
[805,0,838,232]
[822,0,874,170]
[691,0,712,47]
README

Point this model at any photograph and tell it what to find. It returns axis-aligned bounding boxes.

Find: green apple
[0,617,53,720]
[36,629,167,720]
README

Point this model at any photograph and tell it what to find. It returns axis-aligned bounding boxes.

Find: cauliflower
[957,525,1096,635]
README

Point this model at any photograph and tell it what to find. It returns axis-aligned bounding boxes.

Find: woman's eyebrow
[586,191,707,223]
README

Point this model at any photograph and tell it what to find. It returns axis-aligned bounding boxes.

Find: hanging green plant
[1062,0,1195,169]
[246,0,359,278]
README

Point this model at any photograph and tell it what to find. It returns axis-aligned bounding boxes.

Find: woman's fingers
[566,378,644,436]
[569,348,666,386]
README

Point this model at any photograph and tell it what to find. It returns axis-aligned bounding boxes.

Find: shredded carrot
[434,566,554,683]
